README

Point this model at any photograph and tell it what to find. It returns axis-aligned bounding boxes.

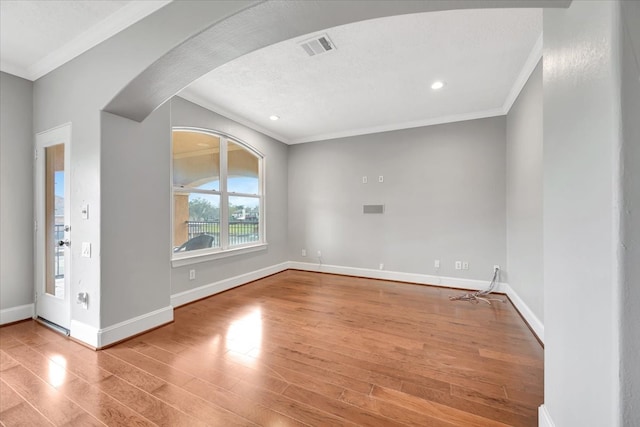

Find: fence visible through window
[186,220,259,246]
[54,224,64,278]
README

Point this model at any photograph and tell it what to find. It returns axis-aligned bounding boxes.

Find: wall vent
[300,34,335,57]
[363,205,384,214]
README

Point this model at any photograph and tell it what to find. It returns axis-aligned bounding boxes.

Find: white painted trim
[288,261,544,343]
[290,108,507,144]
[35,123,72,330]
[70,319,100,348]
[288,261,509,293]
[180,92,506,145]
[7,1,172,81]
[171,262,289,307]
[172,243,268,267]
[503,283,544,342]
[70,306,173,348]
[177,93,288,143]
[0,61,31,81]
[502,34,543,114]
[538,405,556,427]
[97,306,173,348]
[0,304,34,325]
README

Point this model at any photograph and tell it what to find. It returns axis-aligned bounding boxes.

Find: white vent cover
[300,34,335,57]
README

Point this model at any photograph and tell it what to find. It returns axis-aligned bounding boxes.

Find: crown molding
[2,1,172,81]
[502,33,543,115]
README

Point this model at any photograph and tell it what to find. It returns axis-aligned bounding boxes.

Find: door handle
[58,240,70,247]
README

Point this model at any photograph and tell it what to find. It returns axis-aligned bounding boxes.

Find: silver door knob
[58,240,70,247]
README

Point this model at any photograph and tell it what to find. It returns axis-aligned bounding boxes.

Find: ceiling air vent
[300,34,335,57]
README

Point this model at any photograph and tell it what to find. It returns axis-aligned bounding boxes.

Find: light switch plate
[81,242,91,258]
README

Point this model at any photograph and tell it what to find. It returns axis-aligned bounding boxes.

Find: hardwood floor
[0,270,543,426]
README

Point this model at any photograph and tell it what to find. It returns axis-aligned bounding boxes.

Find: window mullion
[220,137,229,250]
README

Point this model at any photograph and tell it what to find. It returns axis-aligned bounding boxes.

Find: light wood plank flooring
[0,270,543,426]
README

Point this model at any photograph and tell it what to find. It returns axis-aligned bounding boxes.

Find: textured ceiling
[180,8,542,144]
[0,0,170,80]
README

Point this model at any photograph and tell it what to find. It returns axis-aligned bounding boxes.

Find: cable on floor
[449,266,505,304]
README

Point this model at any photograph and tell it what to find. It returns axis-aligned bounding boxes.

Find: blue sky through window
[55,171,64,197]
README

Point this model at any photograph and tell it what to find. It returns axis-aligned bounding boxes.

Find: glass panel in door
[45,143,65,298]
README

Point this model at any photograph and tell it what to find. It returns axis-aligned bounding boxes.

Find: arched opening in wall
[172,128,264,260]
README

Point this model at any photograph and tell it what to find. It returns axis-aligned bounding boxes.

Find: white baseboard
[503,283,544,342]
[70,320,100,348]
[288,261,543,343]
[171,262,289,308]
[0,304,34,325]
[539,405,555,427]
[70,306,173,349]
[288,261,509,292]
[98,306,173,348]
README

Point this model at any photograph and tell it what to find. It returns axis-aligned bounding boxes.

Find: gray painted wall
[505,61,543,322]
[620,1,640,425]
[0,72,33,311]
[32,1,255,330]
[543,1,622,425]
[100,104,172,326]
[170,97,289,295]
[288,117,506,279]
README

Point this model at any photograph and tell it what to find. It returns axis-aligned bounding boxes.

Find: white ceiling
[1,3,541,144]
[0,0,170,81]
[180,8,542,144]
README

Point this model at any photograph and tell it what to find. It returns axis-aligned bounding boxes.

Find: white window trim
[171,127,266,264]
[171,242,268,267]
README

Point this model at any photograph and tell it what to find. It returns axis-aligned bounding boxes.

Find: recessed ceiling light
[269,115,280,121]
[431,81,445,90]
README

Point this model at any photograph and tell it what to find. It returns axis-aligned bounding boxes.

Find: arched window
[172,128,264,261]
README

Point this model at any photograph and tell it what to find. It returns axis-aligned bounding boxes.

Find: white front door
[35,124,71,330]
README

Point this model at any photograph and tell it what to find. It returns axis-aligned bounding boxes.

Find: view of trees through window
[172,129,263,255]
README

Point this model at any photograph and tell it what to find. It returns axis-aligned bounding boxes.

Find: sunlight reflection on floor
[226,307,262,360]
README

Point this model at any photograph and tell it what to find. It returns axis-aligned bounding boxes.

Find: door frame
[34,123,72,330]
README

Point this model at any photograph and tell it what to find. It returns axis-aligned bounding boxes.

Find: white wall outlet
[462,261,469,270]
[434,259,440,269]
[301,249,306,257]
[494,265,501,271]
[317,250,322,257]
[455,261,462,270]
[378,175,384,183]
[81,204,89,219]
[379,263,384,270]
[189,269,196,280]
[81,242,91,258]
[362,176,368,184]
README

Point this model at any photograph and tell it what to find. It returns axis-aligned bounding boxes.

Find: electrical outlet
[362,176,368,184]
[317,250,322,257]
[301,249,306,257]
[494,265,500,271]
[462,261,469,270]
[189,269,196,280]
[378,175,384,183]
[379,263,384,270]
[434,259,440,269]
[455,261,462,270]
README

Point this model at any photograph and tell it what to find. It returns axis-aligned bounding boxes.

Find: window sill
[172,243,268,268]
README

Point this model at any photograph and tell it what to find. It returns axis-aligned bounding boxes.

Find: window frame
[171,127,266,266]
